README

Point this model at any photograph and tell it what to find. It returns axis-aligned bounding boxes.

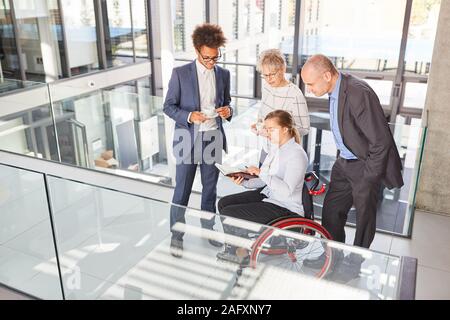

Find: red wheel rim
[250,217,333,279]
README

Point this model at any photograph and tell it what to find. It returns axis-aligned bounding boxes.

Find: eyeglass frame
[196,47,222,63]
[260,70,280,79]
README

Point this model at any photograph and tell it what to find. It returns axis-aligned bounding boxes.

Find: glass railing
[0,80,427,237]
[0,78,45,96]
[0,163,62,299]
[0,159,412,300]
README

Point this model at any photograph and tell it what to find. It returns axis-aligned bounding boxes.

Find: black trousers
[322,158,382,249]
[218,189,294,236]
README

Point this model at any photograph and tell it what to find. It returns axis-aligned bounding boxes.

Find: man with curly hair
[164,23,233,257]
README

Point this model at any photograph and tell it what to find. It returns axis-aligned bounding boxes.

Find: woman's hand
[251,123,258,135]
[230,176,245,185]
[246,166,261,176]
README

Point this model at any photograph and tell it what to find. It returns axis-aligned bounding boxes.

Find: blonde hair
[265,110,301,144]
[257,49,286,73]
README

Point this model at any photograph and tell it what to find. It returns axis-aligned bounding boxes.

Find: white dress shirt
[242,138,308,215]
[188,59,218,132]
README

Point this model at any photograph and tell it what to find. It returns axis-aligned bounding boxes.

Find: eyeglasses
[198,48,222,62]
[260,70,279,79]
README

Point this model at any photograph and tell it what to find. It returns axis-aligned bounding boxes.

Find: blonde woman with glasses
[253,49,310,161]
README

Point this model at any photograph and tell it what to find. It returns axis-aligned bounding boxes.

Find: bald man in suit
[301,54,403,252]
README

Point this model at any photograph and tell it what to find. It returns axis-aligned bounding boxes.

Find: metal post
[313,129,322,174]
[389,0,413,123]
[129,0,136,63]
[46,84,62,162]
[205,0,210,23]
[8,0,26,80]
[253,67,261,99]
[43,174,66,300]
[291,0,305,85]
[57,0,71,78]
[208,0,219,24]
[146,0,156,96]
[94,0,108,69]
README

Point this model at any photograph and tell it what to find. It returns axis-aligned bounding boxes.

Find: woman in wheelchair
[217,110,308,263]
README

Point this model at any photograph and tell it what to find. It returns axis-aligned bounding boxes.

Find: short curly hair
[192,23,227,50]
[257,49,286,73]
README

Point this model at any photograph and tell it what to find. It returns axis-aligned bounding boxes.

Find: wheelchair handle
[309,184,326,196]
[305,171,320,190]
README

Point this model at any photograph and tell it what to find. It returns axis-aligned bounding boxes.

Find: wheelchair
[246,172,333,279]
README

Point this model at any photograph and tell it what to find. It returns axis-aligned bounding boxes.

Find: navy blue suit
[163,61,232,240]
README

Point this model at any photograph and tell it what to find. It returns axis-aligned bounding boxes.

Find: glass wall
[105,0,134,66]
[103,0,149,67]
[0,82,58,160]
[0,158,408,299]
[405,0,441,76]
[302,0,408,109]
[131,0,149,60]
[2,0,153,82]
[104,0,149,67]
[0,0,443,119]
[302,0,406,73]
[217,0,296,97]
[60,0,100,76]
[0,0,21,80]
[401,0,441,112]
[12,0,66,82]
[219,0,295,64]
[0,163,62,299]
[172,0,205,58]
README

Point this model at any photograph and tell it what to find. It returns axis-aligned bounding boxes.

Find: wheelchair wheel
[249,217,333,278]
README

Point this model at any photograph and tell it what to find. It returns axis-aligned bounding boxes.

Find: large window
[131,0,149,60]
[219,0,295,65]
[401,0,441,112]
[217,0,296,97]
[106,0,134,66]
[12,0,66,81]
[172,0,205,59]
[300,0,442,115]
[61,0,100,76]
[0,0,21,79]
[302,0,407,74]
[104,0,149,67]
[405,0,441,76]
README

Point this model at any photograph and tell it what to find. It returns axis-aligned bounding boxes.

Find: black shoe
[216,249,250,267]
[216,250,241,264]
[170,238,183,258]
[208,239,223,247]
[325,254,362,284]
[302,252,326,269]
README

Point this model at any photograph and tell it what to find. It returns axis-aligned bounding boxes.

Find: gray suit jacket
[336,73,404,189]
[163,61,232,156]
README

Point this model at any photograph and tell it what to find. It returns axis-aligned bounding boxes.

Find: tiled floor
[343,210,450,300]
[389,210,450,300]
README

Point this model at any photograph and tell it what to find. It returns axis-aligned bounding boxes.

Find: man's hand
[189,111,208,124]
[216,106,231,119]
